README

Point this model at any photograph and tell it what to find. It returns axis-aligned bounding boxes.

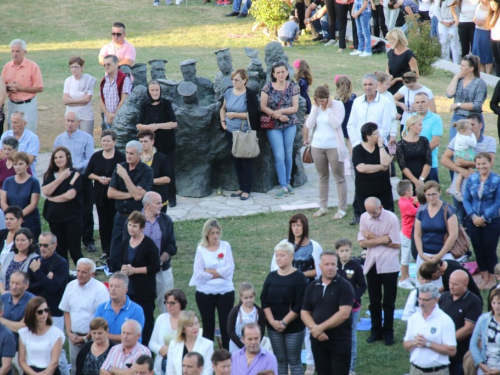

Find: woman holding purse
[305,85,348,219]
[220,69,260,201]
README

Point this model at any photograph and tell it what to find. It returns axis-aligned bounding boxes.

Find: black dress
[395,137,432,192]
[387,49,416,95]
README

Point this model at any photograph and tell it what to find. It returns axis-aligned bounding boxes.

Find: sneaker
[153,1,159,5]
[452,191,464,202]
[216,0,224,4]
[324,39,337,46]
[359,52,373,57]
[222,0,231,4]
[225,10,239,16]
[350,50,362,55]
[287,184,295,194]
[398,279,416,290]
[320,38,331,43]
[275,188,290,199]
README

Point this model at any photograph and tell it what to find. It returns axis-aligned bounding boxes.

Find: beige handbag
[232,114,260,159]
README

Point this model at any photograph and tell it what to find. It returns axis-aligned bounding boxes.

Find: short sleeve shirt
[352,144,392,195]
[0,324,16,375]
[261,82,299,129]
[109,162,153,214]
[1,58,43,101]
[99,40,136,63]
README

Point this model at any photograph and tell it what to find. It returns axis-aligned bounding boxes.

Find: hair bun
[323,83,329,89]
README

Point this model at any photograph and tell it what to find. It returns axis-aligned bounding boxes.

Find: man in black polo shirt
[107,140,153,271]
[439,270,482,375]
[301,251,354,375]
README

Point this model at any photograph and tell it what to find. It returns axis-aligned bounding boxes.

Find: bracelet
[379,146,384,149]
[281,320,287,327]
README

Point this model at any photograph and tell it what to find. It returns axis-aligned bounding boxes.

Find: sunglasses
[36,308,50,315]
[103,63,113,68]
[111,33,123,37]
[38,243,51,248]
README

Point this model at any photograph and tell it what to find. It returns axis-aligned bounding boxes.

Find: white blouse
[19,326,65,368]
[189,241,235,294]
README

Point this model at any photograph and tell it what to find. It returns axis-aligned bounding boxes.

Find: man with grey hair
[347,74,392,148]
[0,111,39,175]
[59,258,109,375]
[404,283,457,375]
[95,272,145,343]
[108,141,153,272]
[0,298,16,375]
[53,111,96,252]
[1,39,43,133]
[100,319,151,375]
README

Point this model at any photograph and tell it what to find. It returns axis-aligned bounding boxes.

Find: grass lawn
[4,0,500,373]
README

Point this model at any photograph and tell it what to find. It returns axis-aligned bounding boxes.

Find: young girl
[226,282,265,353]
[489,0,500,76]
[472,0,494,73]
[452,119,477,202]
[351,0,373,57]
[374,71,399,144]
[335,75,356,155]
[434,0,460,64]
[294,59,313,144]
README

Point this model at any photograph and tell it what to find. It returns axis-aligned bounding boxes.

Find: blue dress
[298,77,311,114]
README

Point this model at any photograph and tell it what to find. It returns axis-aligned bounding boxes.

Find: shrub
[250,0,295,38]
[406,15,441,76]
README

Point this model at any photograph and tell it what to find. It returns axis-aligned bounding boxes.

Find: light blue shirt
[53,130,94,174]
[0,129,40,176]
[405,110,443,168]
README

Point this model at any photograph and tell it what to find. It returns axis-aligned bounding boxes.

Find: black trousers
[311,339,351,375]
[225,131,254,193]
[335,2,357,49]
[295,0,306,29]
[96,196,117,254]
[491,40,500,77]
[82,178,95,246]
[163,150,177,204]
[195,290,235,349]
[371,4,387,38]
[130,295,155,348]
[50,219,83,265]
[366,266,398,335]
[355,189,394,216]
[458,22,475,57]
[324,0,337,40]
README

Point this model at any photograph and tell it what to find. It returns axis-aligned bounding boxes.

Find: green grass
[5,0,500,373]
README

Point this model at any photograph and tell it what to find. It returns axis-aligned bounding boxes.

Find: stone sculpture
[177,59,215,106]
[113,85,148,150]
[214,48,234,100]
[118,64,132,78]
[148,59,168,80]
[264,41,294,82]
[131,63,148,88]
[245,47,266,89]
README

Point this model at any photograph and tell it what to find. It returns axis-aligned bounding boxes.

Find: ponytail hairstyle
[404,115,423,136]
[294,60,313,85]
[374,71,391,84]
[335,75,353,103]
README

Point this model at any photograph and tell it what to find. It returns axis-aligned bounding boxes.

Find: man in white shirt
[403,283,457,375]
[59,258,109,375]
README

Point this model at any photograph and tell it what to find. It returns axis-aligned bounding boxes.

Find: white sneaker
[350,50,362,55]
[166,0,172,4]
[324,39,337,46]
[359,52,373,57]
[153,1,159,5]
[398,279,416,290]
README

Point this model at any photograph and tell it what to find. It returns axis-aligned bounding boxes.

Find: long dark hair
[13,228,37,255]
[462,54,480,78]
[24,297,53,333]
[44,146,73,180]
[287,213,309,250]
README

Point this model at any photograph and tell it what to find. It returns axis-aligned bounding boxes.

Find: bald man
[439,270,482,375]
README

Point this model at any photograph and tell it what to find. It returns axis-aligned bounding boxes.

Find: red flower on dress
[217,253,224,259]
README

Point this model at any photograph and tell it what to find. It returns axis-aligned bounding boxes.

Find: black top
[352,144,391,195]
[27,252,69,317]
[439,291,482,361]
[387,49,416,94]
[139,99,177,153]
[75,340,117,375]
[301,274,355,343]
[442,260,482,303]
[337,259,367,310]
[396,137,432,190]
[109,162,154,214]
[260,270,307,333]
[120,235,161,302]
[42,168,83,222]
[146,151,170,204]
[227,303,266,349]
[85,150,126,207]
[490,79,500,116]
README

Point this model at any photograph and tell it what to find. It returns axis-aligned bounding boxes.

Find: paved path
[36,152,400,223]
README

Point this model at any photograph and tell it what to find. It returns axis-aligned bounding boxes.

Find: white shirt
[459,0,479,22]
[19,326,65,368]
[379,91,399,136]
[404,305,457,367]
[492,14,500,40]
[311,109,338,149]
[58,278,109,333]
[0,241,13,266]
[347,92,392,147]
[398,85,434,125]
[63,75,94,120]
[454,132,477,151]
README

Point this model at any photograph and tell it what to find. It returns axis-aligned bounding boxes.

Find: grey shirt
[224,89,248,132]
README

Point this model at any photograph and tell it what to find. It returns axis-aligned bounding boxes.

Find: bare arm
[355,163,386,173]
[0,191,8,212]
[63,93,92,106]
[106,333,122,343]
[0,316,25,333]
[409,57,419,78]
[456,321,475,342]
[446,73,462,97]
[107,187,133,200]
[317,305,352,331]
[19,339,38,375]
[22,193,40,217]
[41,176,66,197]
[153,176,170,186]
[429,98,437,113]
[429,135,441,151]
[0,77,6,107]
[45,337,63,375]
[0,357,12,375]
[119,58,135,67]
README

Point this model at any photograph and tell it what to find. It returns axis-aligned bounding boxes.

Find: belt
[11,98,33,104]
[72,331,88,336]
[411,364,448,373]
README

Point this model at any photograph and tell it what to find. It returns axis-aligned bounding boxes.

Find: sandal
[333,210,346,220]
[305,365,315,375]
[313,207,328,217]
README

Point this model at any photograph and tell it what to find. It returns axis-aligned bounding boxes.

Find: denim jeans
[355,12,372,53]
[350,309,360,372]
[232,0,251,14]
[453,197,467,226]
[266,125,297,188]
[311,10,330,39]
[278,36,295,45]
[431,15,439,37]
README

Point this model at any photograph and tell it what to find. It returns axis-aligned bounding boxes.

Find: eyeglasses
[70,65,82,69]
[38,243,51,248]
[111,33,123,37]
[165,301,178,306]
[103,63,113,68]
[36,308,50,315]
[370,132,380,137]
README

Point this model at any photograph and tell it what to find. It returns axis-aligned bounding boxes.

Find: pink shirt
[99,40,136,63]
[1,58,43,101]
[398,197,420,238]
[358,209,401,274]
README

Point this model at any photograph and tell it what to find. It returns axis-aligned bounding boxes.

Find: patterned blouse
[447,77,487,115]
[262,82,300,129]
[83,346,113,375]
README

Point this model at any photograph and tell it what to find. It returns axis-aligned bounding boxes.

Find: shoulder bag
[302,126,315,164]
[442,203,470,259]
[232,113,260,159]
[260,83,288,130]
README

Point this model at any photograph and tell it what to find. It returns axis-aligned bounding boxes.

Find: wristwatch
[83,336,88,344]
[419,177,425,181]
[457,103,462,108]
[425,341,431,348]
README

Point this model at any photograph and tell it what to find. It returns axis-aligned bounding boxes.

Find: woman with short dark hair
[0,206,23,265]
[0,136,32,189]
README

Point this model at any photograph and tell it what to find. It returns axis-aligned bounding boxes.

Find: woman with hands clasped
[305,85,347,219]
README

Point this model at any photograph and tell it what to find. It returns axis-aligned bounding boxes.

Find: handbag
[442,203,470,259]
[260,83,288,130]
[302,126,315,164]
[232,114,260,159]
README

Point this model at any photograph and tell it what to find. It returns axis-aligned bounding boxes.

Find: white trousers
[438,22,460,64]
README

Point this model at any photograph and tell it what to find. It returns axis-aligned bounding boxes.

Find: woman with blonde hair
[305,85,347,219]
[335,75,357,155]
[395,114,432,191]
[166,311,213,375]
[386,29,420,95]
[189,218,235,349]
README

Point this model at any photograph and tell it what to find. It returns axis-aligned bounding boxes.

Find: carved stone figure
[214,48,234,100]
[148,59,168,80]
[177,59,215,106]
[157,79,178,102]
[113,85,148,150]
[264,41,294,82]
[131,63,148,88]
[118,64,132,78]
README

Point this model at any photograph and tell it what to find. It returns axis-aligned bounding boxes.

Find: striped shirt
[101,342,151,371]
